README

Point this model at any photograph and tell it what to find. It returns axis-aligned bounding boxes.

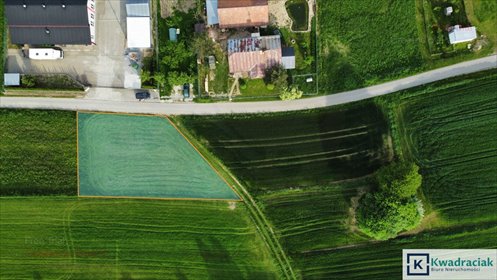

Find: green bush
[356,161,423,240]
[266,84,275,91]
[279,87,303,100]
[376,161,422,198]
[263,64,288,90]
[357,192,422,240]
[21,75,36,88]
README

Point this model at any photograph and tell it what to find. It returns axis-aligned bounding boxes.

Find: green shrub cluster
[357,161,423,240]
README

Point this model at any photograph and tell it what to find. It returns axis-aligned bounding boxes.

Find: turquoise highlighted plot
[78,113,239,200]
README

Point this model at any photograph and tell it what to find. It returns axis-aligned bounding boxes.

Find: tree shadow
[196,237,243,280]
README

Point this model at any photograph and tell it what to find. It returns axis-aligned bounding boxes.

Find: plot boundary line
[76,112,80,197]
[163,115,243,201]
[78,195,242,202]
[76,111,242,202]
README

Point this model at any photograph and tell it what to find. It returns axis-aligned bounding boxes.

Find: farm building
[448,25,477,44]
[216,0,269,28]
[227,35,282,78]
[126,0,151,48]
[282,47,296,70]
[4,0,96,45]
[126,17,151,48]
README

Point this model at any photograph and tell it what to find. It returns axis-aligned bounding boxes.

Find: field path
[1,55,496,115]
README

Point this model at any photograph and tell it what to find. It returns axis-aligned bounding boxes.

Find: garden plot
[77,113,239,200]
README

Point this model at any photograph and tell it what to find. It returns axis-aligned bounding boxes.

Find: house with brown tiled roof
[215,0,269,29]
[227,34,282,78]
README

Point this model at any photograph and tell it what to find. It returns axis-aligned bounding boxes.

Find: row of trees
[356,161,424,240]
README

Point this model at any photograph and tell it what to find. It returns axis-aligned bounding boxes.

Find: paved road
[1,55,496,115]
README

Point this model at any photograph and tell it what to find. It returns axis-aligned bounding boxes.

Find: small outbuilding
[282,47,296,70]
[445,6,453,16]
[448,25,477,44]
[4,73,21,86]
[127,17,151,48]
[169,28,178,42]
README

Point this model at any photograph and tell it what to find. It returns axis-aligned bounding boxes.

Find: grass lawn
[239,78,278,98]
[78,113,239,200]
[0,110,77,195]
[175,101,390,195]
[1,0,5,91]
[0,197,278,279]
[464,0,497,49]
[318,0,423,93]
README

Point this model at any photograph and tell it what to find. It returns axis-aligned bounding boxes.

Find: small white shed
[448,25,477,44]
[127,17,151,48]
[4,73,21,86]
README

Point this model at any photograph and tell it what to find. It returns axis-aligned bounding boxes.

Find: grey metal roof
[206,0,219,25]
[5,0,91,45]
[9,26,91,45]
[126,0,150,17]
[282,47,295,57]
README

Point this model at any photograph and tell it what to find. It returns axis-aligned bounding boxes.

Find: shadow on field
[196,238,274,280]
[196,237,243,279]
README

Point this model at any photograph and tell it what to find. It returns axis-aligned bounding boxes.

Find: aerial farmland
[1,0,496,279]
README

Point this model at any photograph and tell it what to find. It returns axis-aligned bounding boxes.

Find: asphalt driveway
[6,0,127,88]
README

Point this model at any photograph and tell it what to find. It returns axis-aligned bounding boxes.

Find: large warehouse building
[5,0,96,45]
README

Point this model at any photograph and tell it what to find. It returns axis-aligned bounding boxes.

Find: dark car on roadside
[183,84,190,99]
[135,92,150,100]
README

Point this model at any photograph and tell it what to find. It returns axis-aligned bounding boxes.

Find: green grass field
[259,180,371,255]
[318,0,423,93]
[0,0,5,91]
[465,0,497,48]
[296,223,497,279]
[0,197,278,279]
[394,72,497,224]
[176,102,390,195]
[78,113,239,200]
[270,70,497,279]
[0,109,77,195]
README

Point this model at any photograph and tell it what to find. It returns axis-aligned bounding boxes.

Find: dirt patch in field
[348,187,368,233]
[160,0,196,18]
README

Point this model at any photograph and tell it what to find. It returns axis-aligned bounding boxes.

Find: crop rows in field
[0,197,278,279]
[396,77,497,222]
[260,180,371,255]
[0,109,77,195]
[317,0,423,93]
[177,102,390,194]
[295,223,497,279]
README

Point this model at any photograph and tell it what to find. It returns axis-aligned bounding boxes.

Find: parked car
[183,83,190,99]
[135,92,150,100]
